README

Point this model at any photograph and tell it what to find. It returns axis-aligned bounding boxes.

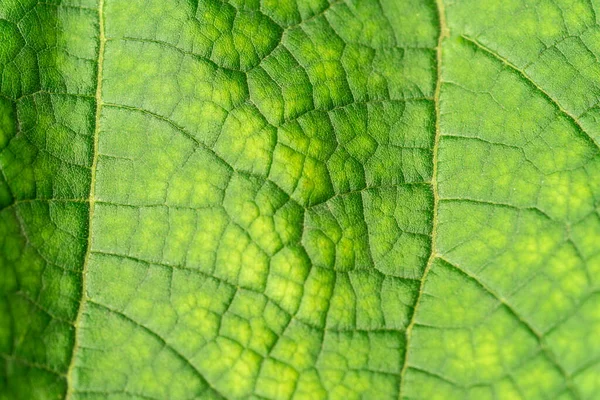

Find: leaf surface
[1,0,600,399]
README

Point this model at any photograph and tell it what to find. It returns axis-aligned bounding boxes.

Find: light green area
[0,0,599,399]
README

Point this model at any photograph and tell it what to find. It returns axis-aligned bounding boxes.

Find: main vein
[398,0,448,396]
[65,0,105,397]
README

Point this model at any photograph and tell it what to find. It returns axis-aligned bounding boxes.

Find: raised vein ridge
[398,0,448,396]
[65,0,105,397]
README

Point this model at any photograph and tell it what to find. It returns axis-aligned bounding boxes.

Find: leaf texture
[1,0,600,399]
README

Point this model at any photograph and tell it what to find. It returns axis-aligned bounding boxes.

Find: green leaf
[1,0,599,399]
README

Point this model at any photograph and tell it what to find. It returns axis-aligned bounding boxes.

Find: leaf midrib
[65,0,105,397]
[397,0,448,396]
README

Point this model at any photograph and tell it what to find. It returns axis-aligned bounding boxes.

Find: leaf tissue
[1,0,600,399]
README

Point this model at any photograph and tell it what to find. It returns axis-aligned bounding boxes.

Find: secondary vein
[461,34,600,151]
[65,0,105,397]
[398,0,448,396]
